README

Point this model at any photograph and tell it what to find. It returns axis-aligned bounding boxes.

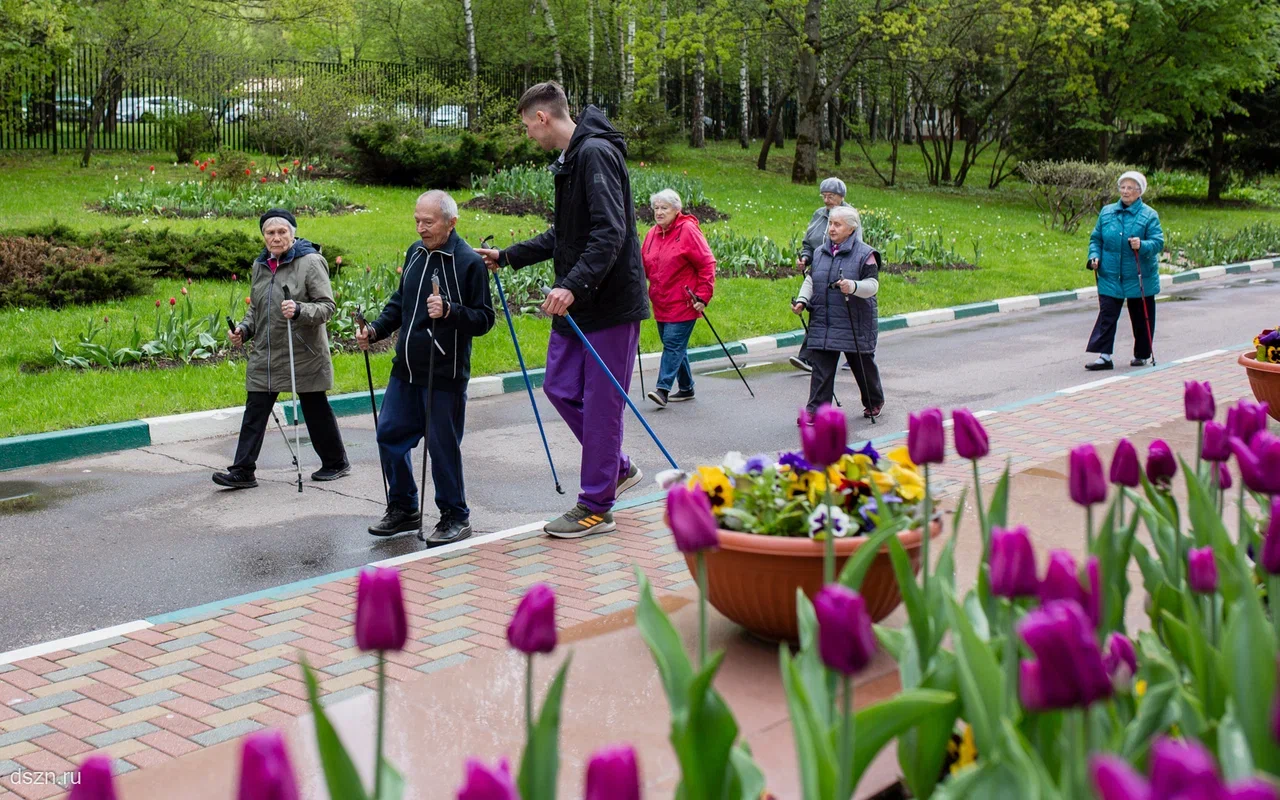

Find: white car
[430,105,469,128]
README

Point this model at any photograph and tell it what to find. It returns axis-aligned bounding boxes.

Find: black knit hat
[259,208,297,231]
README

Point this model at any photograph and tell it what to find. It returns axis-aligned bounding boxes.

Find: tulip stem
[922,464,932,615]
[1004,600,1018,716]
[1238,481,1248,550]
[375,651,385,800]
[1196,422,1203,479]
[1270,577,1280,645]
[525,653,533,737]
[838,674,855,800]
[972,460,989,557]
[823,483,836,586]
[1085,505,1094,554]
[1065,709,1085,800]
[697,552,708,670]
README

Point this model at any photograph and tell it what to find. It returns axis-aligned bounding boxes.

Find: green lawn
[2,142,1277,437]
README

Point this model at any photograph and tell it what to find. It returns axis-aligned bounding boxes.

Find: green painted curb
[0,421,150,472]
[879,317,908,332]
[1225,263,1254,275]
[774,330,806,347]
[952,301,1000,320]
[1039,290,1079,306]
[502,371,545,393]
[1171,271,1201,284]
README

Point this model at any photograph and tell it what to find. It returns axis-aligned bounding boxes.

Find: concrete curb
[3,257,1273,471]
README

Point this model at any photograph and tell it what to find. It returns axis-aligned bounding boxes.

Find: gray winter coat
[799,202,851,264]
[798,233,881,353]
[236,239,336,394]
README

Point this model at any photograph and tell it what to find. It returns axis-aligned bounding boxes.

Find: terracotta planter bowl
[683,521,944,643]
[1239,351,1280,422]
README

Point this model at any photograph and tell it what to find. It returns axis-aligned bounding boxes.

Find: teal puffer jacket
[1087,198,1164,299]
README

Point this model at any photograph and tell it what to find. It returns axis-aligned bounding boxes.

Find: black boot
[213,469,257,489]
[368,505,422,537]
[423,513,473,547]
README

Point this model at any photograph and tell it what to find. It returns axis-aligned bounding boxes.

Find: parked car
[429,104,468,128]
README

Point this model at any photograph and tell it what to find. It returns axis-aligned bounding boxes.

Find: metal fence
[0,48,612,153]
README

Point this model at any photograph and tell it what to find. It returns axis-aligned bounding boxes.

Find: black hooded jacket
[500,106,650,335]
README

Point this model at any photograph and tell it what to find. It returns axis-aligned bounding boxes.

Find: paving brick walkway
[0,350,1259,798]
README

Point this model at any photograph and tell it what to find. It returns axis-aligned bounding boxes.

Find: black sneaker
[213,470,257,489]
[789,356,813,373]
[368,505,422,537]
[311,463,351,481]
[543,503,615,539]
[669,388,695,402]
[1085,358,1114,371]
[1130,358,1150,367]
[424,516,473,547]
[647,388,669,407]
[617,463,643,496]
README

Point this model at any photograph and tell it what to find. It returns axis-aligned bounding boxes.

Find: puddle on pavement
[0,479,98,515]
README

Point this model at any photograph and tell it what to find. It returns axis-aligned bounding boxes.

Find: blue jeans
[656,320,696,392]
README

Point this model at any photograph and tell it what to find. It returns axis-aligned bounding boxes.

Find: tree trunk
[1208,115,1226,202]
[739,31,750,148]
[757,87,791,169]
[790,0,822,184]
[659,0,668,104]
[618,12,625,96]
[625,10,635,102]
[692,52,705,146]
[463,0,479,128]
[761,47,770,138]
[833,91,843,164]
[104,69,123,136]
[538,0,565,84]
[587,0,595,103]
[81,62,114,168]
[819,68,831,150]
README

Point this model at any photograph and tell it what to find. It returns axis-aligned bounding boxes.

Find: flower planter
[684,520,944,643]
[1239,351,1280,422]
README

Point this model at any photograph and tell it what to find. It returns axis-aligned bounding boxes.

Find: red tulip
[155,299,161,307]
[103,316,109,324]
[211,171,217,178]
[169,297,176,306]
[200,163,207,171]
[210,158,216,164]
[244,168,251,176]
[293,159,300,166]
[260,177,267,183]
[149,165,155,172]
[245,296,251,305]
[335,256,343,266]
[181,287,188,296]
[232,273,238,281]
[282,167,289,175]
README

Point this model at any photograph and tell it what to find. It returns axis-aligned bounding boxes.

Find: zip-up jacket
[641,212,716,323]
[499,106,650,335]
[368,231,496,391]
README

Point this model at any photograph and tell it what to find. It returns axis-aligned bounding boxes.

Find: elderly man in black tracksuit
[358,190,495,545]
[477,81,650,540]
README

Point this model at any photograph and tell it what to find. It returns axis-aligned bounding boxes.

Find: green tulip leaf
[945,596,1005,759]
[852,688,956,784]
[895,654,963,800]
[517,656,571,800]
[377,758,405,800]
[301,657,371,800]
[729,742,767,800]
[780,646,838,800]
[888,534,932,672]
[1120,679,1177,759]
[634,567,693,715]
[671,651,740,800]
[1218,706,1256,782]
[838,517,907,593]
[1224,592,1280,775]
[987,462,1012,531]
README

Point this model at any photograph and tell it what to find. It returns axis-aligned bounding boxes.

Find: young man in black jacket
[477,82,649,539]
[358,190,496,545]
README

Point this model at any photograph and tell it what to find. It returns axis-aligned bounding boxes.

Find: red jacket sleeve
[687,227,716,305]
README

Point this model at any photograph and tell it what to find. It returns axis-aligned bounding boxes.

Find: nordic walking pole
[353,306,390,505]
[637,340,646,397]
[230,314,300,467]
[833,273,877,425]
[482,235,564,495]
[797,311,841,408]
[280,286,304,492]
[685,286,753,398]
[1133,247,1156,365]
[419,274,440,542]
[541,286,679,470]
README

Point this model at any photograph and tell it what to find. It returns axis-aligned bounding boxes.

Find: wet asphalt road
[1,274,1277,652]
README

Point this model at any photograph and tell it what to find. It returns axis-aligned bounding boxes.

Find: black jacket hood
[563,106,628,165]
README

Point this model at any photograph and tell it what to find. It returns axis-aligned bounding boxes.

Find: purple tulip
[1203,421,1231,463]
[666,484,719,553]
[1070,444,1107,506]
[237,730,300,800]
[1104,633,1138,690]
[989,526,1038,598]
[1090,755,1153,800]
[813,584,877,676]
[68,756,118,800]
[1110,439,1142,488]
[907,408,946,465]
[1263,497,1280,575]
[1225,780,1280,800]
[1018,599,1112,709]
[1218,462,1234,490]
[1148,737,1222,799]
[507,583,557,654]
[1187,546,1218,594]
[584,745,642,800]
[952,409,990,461]
[1040,550,1087,610]
[1018,660,1047,711]
[354,567,407,652]
[1232,433,1280,495]
[457,758,519,800]
[1227,400,1270,445]
[800,404,847,467]
[1145,440,1178,488]
[1184,380,1215,422]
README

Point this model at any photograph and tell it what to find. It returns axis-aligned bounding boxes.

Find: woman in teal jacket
[1085,170,1164,371]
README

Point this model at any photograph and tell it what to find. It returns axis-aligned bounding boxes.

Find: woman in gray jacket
[792,205,884,420]
[791,177,852,373]
[213,209,349,489]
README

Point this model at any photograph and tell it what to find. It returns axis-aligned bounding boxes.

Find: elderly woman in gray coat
[213,208,349,489]
[791,176,852,373]
[792,205,885,420]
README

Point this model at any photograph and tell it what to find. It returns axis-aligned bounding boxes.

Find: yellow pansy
[1135,680,1147,699]
[890,464,925,502]
[870,470,896,496]
[885,445,916,470]
[688,466,734,513]
[800,471,828,505]
[950,724,977,775]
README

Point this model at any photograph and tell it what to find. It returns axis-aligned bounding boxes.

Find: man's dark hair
[517,81,570,119]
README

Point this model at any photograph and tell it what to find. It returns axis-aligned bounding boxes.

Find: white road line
[1059,376,1130,394]
[0,620,153,666]
[1172,349,1227,364]
[370,520,547,568]
[941,410,997,428]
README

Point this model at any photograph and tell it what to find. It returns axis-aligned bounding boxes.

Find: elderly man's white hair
[261,216,296,236]
[649,188,683,210]
[416,189,459,220]
[828,205,862,230]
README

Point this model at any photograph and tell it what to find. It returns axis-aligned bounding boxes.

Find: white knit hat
[1117,170,1147,196]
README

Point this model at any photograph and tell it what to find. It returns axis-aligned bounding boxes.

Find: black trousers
[231,391,348,474]
[807,349,884,413]
[1087,295,1156,360]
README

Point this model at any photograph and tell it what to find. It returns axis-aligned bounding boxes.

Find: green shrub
[1019,160,1141,234]
[160,111,215,163]
[611,97,680,162]
[345,121,551,188]
[470,165,711,214]
[0,235,147,308]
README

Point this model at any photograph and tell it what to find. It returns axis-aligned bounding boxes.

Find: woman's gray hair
[819,177,847,197]
[260,217,296,236]
[650,189,683,210]
[828,205,861,231]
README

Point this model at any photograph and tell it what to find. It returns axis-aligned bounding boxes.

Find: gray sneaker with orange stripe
[544,503,616,539]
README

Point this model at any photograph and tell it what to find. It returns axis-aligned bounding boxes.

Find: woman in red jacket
[642,189,717,407]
